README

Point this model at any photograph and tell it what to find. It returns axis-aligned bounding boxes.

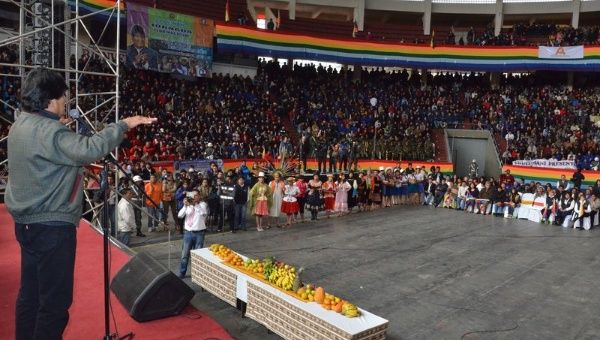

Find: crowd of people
[4,49,600,174]
[444,23,600,47]
[98,158,600,253]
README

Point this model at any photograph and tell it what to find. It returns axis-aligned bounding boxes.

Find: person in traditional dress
[268,172,285,228]
[407,171,420,205]
[541,189,558,224]
[334,173,352,214]
[294,177,307,222]
[370,169,383,209]
[356,172,369,212]
[347,171,357,213]
[393,169,402,206]
[558,191,575,226]
[572,192,592,230]
[305,173,323,220]
[248,172,272,231]
[415,166,427,204]
[281,177,300,227]
[382,168,393,208]
[399,169,408,205]
[322,174,336,217]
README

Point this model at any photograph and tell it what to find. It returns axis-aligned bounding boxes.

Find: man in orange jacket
[145,174,163,232]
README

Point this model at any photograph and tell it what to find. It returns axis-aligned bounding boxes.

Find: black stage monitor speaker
[111,252,195,322]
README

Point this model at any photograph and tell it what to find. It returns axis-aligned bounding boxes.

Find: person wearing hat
[294,177,308,222]
[305,173,323,221]
[322,174,336,217]
[117,188,136,246]
[592,157,600,171]
[382,167,394,208]
[204,142,215,160]
[248,172,272,231]
[268,172,285,227]
[334,173,352,215]
[469,159,479,179]
[369,169,383,209]
[281,177,300,227]
[130,175,146,237]
[499,169,515,189]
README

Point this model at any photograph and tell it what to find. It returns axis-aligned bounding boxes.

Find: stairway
[432,129,449,162]
[281,114,300,147]
[494,132,507,154]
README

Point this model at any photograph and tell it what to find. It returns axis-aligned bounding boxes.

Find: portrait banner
[126,3,213,77]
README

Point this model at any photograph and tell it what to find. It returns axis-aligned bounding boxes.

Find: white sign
[538,46,584,59]
[513,159,576,169]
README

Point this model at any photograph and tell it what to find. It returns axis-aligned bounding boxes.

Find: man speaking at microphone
[6,68,156,340]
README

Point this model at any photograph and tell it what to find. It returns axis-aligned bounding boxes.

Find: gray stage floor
[136,206,600,340]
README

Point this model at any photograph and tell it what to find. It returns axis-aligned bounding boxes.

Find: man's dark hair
[20,68,67,112]
[130,25,146,37]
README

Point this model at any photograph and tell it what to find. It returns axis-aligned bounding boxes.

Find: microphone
[68,108,81,120]
[69,109,92,136]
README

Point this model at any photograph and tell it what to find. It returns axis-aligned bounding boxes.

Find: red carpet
[0,205,232,340]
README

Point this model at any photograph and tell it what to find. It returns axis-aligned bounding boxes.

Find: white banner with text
[513,159,576,169]
[538,46,584,59]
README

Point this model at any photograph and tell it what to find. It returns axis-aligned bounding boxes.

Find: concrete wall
[446,129,501,179]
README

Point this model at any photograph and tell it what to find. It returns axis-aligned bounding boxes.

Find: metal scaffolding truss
[0,0,122,228]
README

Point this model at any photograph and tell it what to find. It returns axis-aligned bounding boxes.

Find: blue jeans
[118,231,131,246]
[15,223,77,340]
[146,206,160,230]
[179,230,205,277]
[234,204,247,230]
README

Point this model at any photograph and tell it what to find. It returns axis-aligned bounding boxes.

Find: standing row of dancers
[247,165,433,231]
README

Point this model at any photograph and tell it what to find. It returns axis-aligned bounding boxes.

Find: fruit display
[243,259,265,274]
[266,261,297,291]
[210,244,232,260]
[208,244,362,318]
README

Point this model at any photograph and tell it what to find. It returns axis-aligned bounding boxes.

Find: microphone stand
[101,159,111,340]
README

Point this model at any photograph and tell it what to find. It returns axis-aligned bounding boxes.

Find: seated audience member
[477,181,493,215]
[505,188,521,218]
[541,190,559,224]
[558,192,575,227]
[464,182,479,213]
[491,183,508,215]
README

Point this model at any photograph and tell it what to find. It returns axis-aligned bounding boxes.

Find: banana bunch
[341,303,360,318]
[267,266,296,291]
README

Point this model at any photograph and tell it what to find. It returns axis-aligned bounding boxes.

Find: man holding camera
[178,191,208,278]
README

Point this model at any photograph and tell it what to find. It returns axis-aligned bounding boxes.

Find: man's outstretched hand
[122,116,157,129]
